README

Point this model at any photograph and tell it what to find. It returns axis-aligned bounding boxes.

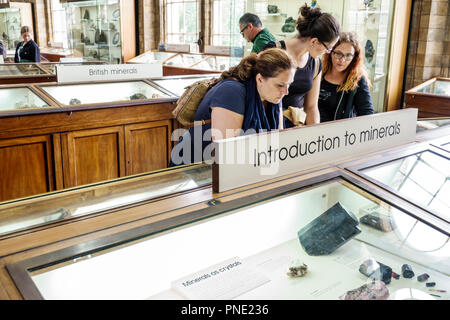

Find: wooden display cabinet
[405,77,450,118]
[0,80,179,201]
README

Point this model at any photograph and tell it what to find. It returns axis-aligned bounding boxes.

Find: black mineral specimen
[297,202,361,256]
[402,264,415,278]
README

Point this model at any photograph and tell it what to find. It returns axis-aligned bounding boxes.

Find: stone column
[406,0,449,89]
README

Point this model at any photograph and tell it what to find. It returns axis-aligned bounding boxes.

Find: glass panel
[341,0,395,113]
[29,179,449,300]
[417,80,450,96]
[192,55,241,71]
[211,0,245,48]
[0,87,50,111]
[0,7,21,51]
[416,118,450,132]
[128,51,177,64]
[440,142,450,153]
[152,75,217,96]
[0,64,47,76]
[362,151,450,221]
[165,0,199,45]
[164,53,208,68]
[0,164,211,236]
[63,0,122,63]
[40,81,171,105]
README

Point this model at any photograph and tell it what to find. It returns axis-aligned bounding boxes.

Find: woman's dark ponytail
[296,3,340,42]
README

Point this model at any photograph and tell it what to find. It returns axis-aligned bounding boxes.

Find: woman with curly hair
[318,32,374,122]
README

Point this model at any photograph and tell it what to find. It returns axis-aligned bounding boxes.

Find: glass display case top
[416,79,450,97]
[0,87,50,111]
[39,80,172,106]
[20,176,449,299]
[164,53,209,68]
[151,75,218,96]
[416,118,450,133]
[192,55,241,72]
[128,51,177,64]
[0,64,50,77]
[0,164,211,237]
[361,151,450,222]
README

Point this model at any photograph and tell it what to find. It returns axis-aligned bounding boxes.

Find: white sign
[164,43,190,53]
[213,109,418,192]
[56,63,162,83]
[204,45,231,55]
[59,57,83,63]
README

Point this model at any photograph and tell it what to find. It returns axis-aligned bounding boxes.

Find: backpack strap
[313,56,321,80]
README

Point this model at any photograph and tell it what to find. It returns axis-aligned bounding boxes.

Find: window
[211,0,245,47]
[163,0,200,45]
[50,0,68,48]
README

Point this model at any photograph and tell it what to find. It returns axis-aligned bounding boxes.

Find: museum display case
[405,77,450,118]
[61,0,135,63]
[0,85,54,114]
[127,51,178,64]
[150,74,219,97]
[346,144,450,223]
[190,55,242,72]
[39,47,75,62]
[38,60,108,75]
[0,63,54,84]
[4,169,449,300]
[163,53,222,76]
[0,78,180,202]
[0,163,210,237]
[0,6,21,51]
[36,79,174,107]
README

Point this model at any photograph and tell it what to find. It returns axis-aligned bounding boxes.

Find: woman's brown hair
[322,32,372,92]
[296,3,340,43]
[20,26,31,35]
[221,48,296,81]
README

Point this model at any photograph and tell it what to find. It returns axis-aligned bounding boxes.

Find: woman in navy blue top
[14,26,40,63]
[170,48,296,166]
[318,32,374,122]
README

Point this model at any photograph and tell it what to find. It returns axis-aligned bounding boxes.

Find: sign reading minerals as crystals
[212,109,418,192]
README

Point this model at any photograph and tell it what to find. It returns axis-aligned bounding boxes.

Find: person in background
[318,32,374,122]
[14,26,40,63]
[0,39,6,61]
[239,13,276,53]
[170,48,296,166]
[263,3,340,127]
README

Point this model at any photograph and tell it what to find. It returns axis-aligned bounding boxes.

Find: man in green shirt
[239,13,277,53]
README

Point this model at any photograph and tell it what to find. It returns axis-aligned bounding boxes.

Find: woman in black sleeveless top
[263,4,340,127]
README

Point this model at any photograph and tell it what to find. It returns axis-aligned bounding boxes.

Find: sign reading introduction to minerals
[213,109,418,192]
[56,63,163,83]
